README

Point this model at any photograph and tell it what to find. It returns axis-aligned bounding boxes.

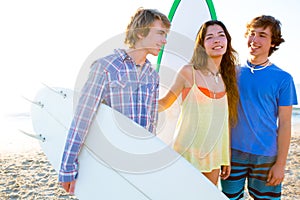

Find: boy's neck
[248,55,269,65]
[126,48,147,66]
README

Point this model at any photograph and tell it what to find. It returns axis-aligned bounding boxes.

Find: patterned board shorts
[220,149,281,200]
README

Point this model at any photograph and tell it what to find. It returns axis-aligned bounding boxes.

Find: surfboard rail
[29,86,228,199]
[156,0,217,72]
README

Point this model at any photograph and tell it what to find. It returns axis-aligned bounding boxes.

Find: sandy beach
[0,119,299,199]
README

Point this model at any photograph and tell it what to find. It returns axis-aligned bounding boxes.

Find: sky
[0,0,299,117]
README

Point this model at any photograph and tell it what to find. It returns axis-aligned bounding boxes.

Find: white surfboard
[30,86,228,199]
[158,0,217,72]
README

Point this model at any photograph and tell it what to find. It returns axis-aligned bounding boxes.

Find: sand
[0,124,299,199]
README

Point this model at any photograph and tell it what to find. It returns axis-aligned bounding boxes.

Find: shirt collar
[114,48,151,66]
[114,48,128,61]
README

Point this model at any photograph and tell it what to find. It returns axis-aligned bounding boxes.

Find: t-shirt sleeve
[278,74,298,106]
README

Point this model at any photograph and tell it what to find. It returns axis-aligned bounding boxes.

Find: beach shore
[0,123,299,199]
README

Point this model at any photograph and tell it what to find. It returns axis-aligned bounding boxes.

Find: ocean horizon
[1,83,300,142]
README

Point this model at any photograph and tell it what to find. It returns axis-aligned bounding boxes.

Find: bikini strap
[192,66,196,84]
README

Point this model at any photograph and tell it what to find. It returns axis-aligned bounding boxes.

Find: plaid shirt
[59,49,159,182]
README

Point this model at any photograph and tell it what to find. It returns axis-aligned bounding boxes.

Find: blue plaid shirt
[59,49,159,182]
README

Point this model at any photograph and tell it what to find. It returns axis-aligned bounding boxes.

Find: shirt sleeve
[150,77,159,134]
[278,74,298,106]
[59,61,107,182]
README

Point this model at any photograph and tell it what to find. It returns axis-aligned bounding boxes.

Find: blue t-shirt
[231,62,298,156]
